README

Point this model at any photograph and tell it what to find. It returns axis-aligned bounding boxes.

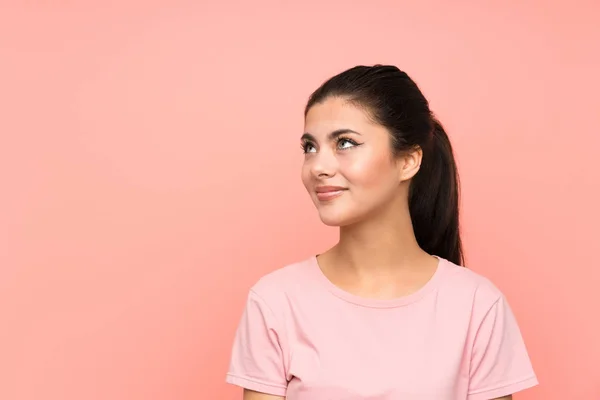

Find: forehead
[304,97,376,136]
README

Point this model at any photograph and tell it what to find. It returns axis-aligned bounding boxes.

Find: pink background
[1,1,599,399]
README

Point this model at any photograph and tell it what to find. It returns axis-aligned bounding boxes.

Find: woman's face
[301,97,414,227]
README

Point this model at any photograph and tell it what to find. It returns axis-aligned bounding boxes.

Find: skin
[243,391,284,400]
[301,96,436,299]
[242,96,513,400]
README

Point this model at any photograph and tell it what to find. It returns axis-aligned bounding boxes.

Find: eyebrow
[300,128,361,142]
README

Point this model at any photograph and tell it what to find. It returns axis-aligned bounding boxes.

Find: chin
[317,210,359,227]
[319,217,344,227]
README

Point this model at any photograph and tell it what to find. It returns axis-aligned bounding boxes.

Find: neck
[333,199,428,275]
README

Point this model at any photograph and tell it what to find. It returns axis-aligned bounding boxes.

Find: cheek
[300,163,312,189]
[340,149,395,189]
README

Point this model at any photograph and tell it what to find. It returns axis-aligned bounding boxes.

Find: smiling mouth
[315,187,347,201]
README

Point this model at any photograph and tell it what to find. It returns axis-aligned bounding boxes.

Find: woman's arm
[243,389,285,400]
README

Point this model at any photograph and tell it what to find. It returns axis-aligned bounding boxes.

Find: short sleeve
[467,295,538,400]
[226,289,288,396]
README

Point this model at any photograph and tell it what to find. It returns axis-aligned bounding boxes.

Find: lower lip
[316,190,346,201]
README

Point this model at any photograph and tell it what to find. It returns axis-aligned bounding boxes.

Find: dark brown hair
[305,65,464,266]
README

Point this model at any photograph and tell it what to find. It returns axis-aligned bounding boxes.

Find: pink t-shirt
[226,256,538,399]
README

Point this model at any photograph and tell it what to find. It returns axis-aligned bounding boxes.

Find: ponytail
[408,117,464,266]
[304,64,464,265]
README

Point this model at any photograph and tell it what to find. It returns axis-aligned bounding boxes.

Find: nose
[310,149,338,178]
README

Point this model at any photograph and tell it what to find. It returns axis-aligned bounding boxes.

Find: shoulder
[245,256,316,311]
[251,256,315,292]
[438,258,507,312]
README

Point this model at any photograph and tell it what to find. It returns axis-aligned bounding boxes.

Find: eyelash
[301,137,360,154]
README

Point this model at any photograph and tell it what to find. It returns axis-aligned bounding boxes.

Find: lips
[315,186,347,201]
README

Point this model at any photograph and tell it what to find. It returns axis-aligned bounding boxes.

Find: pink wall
[1,1,598,399]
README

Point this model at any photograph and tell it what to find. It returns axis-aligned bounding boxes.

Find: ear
[398,146,423,182]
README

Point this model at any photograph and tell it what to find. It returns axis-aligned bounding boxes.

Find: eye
[337,138,359,150]
[301,141,317,154]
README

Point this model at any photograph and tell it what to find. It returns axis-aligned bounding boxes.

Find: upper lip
[315,186,347,193]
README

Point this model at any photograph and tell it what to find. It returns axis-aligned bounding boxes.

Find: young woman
[225,65,538,399]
